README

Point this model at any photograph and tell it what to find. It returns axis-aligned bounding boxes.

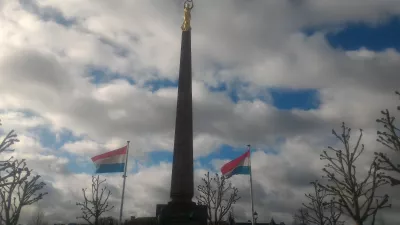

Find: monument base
[156,202,207,225]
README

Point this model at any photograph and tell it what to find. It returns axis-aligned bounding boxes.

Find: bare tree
[0,159,48,225]
[302,181,328,225]
[30,207,48,225]
[294,208,310,225]
[0,120,21,187]
[319,123,391,225]
[0,120,19,154]
[32,208,44,225]
[297,181,343,225]
[227,207,236,225]
[76,175,115,225]
[0,158,32,189]
[375,91,400,186]
[325,199,342,225]
[196,172,240,225]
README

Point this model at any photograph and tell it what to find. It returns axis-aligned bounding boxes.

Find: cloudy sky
[0,0,400,224]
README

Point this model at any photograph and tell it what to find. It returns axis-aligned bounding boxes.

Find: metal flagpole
[248,144,255,225]
[119,141,130,225]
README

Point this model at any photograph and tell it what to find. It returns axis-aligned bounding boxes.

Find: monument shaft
[157,1,207,224]
[170,29,194,203]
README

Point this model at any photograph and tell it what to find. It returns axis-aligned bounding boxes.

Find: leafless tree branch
[0,121,21,188]
[30,207,48,225]
[375,91,400,186]
[296,181,343,225]
[0,120,19,154]
[319,122,391,225]
[196,172,240,225]
[0,159,47,225]
[294,208,310,225]
[76,175,115,225]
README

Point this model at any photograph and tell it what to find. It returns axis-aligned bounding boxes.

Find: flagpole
[119,141,130,225]
[248,144,255,225]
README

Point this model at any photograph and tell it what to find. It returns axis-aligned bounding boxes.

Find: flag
[91,146,127,173]
[221,150,251,178]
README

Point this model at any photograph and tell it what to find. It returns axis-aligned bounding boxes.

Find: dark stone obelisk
[157,1,207,224]
[169,22,194,204]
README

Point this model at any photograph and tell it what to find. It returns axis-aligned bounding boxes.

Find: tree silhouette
[30,207,48,225]
[296,181,343,225]
[76,175,114,225]
[0,120,21,188]
[325,198,342,225]
[0,159,48,225]
[294,208,310,225]
[226,206,237,225]
[319,123,390,225]
[302,181,327,225]
[196,172,240,225]
[375,91,400,186]
[227,209,236,225]
[0,120,19,154]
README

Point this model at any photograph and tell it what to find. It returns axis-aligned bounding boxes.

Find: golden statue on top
[181,0,194,31]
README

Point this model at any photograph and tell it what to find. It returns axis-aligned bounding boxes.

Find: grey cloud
[284,167,320,188]
[1,49,71,91]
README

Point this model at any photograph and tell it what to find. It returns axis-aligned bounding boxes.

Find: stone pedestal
[157,203,207,225]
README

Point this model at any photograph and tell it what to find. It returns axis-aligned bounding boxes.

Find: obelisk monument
[157,0,207,224]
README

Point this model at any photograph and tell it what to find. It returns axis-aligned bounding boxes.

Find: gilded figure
[181,1,194,31]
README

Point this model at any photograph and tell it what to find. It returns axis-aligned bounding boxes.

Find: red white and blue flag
[221,150,251,178]
[91,146,127,173]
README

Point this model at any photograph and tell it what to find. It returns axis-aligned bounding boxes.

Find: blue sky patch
[206,81,317,109]
[207,80,271,104]
[304,16,400,51]
[269,88,320,110]
[27,126,58,149]
[144,79,178,92]
[207,82,241,103]
[66,153,96,174]
[326,17,400,51]
[87,67,135,85]
[207,82,228,92]
[28,126,84,150]
[23,125,93,173]
[145,151,173,166]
